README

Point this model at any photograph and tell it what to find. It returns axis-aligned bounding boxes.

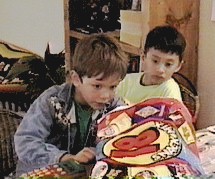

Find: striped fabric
[0,109,23,176]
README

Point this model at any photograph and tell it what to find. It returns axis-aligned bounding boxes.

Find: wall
[0,0,64,57]
[197,0,215,129]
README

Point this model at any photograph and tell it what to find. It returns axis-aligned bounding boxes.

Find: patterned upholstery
[0,84,30,112]
[0,40,65,113]
[0,110,23,176]
[0,40,40,113]
[173,72,199,125]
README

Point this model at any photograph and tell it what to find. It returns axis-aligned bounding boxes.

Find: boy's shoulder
[123,72,144,83]
[117,72,143,93]
[159,78,182,100]
[125,72,143,78]
[40,83,65,95]
[38,83,72,102]
[163,78,180,87]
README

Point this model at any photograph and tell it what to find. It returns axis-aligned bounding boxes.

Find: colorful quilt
[196,125,215,175]
[91,98,204,178]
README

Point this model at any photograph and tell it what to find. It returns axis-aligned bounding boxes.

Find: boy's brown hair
[72,34,129,80]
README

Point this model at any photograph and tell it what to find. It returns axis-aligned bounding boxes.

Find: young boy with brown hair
[116,25,186,105]
[14,34,129,177]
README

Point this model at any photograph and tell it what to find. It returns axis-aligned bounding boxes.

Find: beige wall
[197,0,215,129]
[0,0,64,56]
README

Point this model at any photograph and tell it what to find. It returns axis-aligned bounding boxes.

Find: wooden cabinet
[64,0,199,85]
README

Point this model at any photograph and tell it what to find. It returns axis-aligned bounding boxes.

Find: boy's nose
[157,64,165,73]
[100,90,112,102]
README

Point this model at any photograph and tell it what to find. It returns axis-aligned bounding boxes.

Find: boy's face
[142,48,182,85]
[71,71,122,110]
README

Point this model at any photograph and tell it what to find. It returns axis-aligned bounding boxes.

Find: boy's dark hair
[72,34,129,80]
[144,25,186,62]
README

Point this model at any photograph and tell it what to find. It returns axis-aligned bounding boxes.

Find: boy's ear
[141,53,146,72]
[69,70,82,86]
[174,61,183,72]
[141,52,145,62]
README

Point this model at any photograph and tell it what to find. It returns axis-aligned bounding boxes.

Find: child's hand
[60,147,96,164]
[73,147,96,164]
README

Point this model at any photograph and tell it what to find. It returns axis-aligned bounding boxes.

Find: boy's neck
[75,101,93,112]
[140,73,163,86]
[140,73,172,86]
[74,91,92,111]
[140,73,151,86]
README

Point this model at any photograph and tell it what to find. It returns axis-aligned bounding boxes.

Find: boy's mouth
[93,102,108,109]
[153,74,165,79]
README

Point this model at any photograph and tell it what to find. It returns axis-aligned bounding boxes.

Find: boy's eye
[110,85,117,90]
[152,59,158,64]
[93,84,102,89]
[165,63,173,67]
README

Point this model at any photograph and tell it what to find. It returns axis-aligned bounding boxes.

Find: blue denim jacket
[14,83,125,176]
